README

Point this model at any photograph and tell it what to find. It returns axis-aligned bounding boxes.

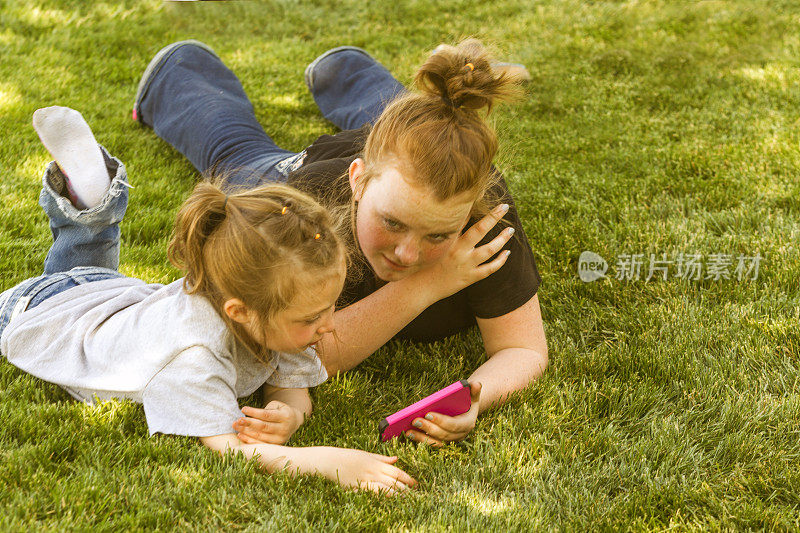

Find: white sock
[32,106,110,209]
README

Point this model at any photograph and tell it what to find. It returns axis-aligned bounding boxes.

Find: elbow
[540,339,549,370]
[530,339,549,379]
[540,340,549,374]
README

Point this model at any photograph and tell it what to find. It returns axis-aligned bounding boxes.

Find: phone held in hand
[379,380,471,442]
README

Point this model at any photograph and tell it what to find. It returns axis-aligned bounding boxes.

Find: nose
[394,236,420,265]
[316,310,335,335]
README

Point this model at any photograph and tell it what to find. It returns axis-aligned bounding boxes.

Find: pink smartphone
[379,380,471,442]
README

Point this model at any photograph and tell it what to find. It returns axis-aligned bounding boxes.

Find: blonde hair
[358,38,521,214]
[168,181,345,363]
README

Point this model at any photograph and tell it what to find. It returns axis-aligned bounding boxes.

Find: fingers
[474,227,515,264]
[359,481,397,496]
[263,400,288,411]
[233,414,294,445]
[357,472,416,495]
[237,432,257,444]
[236,431,284,445]
[410,417,466,442]
[234,416,277,434]
[371,458,417,487]
[241,406,286,423]
[382,479,409,493]
[371,455,417,487]
[420,411,465,432]
[468,381,482,403]
[461,203,509,248]
[387,466,417,487]
[472,248,511,280]
[405,429,445,447]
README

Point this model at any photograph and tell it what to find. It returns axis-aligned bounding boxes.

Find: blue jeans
[0,147,129,341]
[134,43,405,188]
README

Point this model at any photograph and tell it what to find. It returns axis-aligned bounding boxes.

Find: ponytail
[168,182,228,298]
[415,39,521,113]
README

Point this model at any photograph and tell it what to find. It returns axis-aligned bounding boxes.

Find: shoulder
[464,171,542,319]
[142,345,250,437]
[287,126,371,201]
[301,125,370,165]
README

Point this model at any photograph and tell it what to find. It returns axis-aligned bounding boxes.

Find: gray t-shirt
[0,277,327,437]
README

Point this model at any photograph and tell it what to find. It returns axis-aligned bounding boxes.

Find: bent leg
[305,46,406,131]
[40,147,129,275]
[134,41,295,188]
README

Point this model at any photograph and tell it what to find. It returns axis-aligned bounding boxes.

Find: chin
[379,270,409,282]
[373,264,411,282]
[367,255,414,282]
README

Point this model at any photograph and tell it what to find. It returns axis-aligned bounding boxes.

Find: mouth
[382,254,412,271]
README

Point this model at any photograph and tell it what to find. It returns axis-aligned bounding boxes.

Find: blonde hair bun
[415,39,521,113]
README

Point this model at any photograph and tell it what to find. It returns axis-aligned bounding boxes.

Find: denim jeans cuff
[40,144,130,224]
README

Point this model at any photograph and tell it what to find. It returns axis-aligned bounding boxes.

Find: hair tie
[465,62,474,71]
[314,233,322,240]
[281,205,289,215]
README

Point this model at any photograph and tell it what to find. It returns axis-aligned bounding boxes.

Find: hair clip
[314,233,322,240]
[281,205,289,215]
[465,62,474,71]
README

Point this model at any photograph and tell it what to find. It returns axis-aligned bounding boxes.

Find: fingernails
[406,431,415,439]
[496,203,510,214]
[504,250,511,258]
[425,414,434,421]
[506,227,515,236]
[412,420,422,428]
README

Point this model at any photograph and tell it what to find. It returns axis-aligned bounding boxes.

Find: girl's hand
[405,382,481,447]
[310,447,417,496]
[234,401,304,445]
[416,205,514,302]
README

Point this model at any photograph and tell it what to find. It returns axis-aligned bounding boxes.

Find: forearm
[320,275,437,374]
[201,434,302,474]
[201,435,416,493]
[469,347,548,413]
[206,440,336,479]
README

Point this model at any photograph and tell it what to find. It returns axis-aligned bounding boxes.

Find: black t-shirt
[288,128,541,343]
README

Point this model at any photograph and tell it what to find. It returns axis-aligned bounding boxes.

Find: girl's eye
[428,234,449,243]
[383,218,403,231]
[304,315,321,325]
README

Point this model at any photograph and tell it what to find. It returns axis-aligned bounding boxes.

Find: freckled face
[352,162,475,282]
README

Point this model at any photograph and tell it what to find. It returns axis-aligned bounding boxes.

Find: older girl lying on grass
[0,107,415,495]
[134,39,548,447]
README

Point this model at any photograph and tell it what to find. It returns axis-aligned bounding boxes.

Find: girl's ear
[223,298,252,325]
[348,157,365,201]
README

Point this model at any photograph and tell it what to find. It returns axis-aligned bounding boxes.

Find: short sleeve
[142,347,244,437]
[264,347,328,388]
[465,176,541,319]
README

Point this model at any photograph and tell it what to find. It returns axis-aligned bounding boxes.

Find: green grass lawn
[1,0,799,529]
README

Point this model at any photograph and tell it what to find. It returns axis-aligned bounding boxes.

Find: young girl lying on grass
[0,106,416,495]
